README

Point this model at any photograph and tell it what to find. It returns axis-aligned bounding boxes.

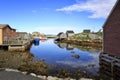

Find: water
[30,39,120,79]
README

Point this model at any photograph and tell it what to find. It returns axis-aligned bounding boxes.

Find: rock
[47,76,57,80]
[30,73,37,77]
[72,55,80,59]
[21,72,27,75]
[37,75,42,78]
[5,68,20,72]
[80,78,93,80]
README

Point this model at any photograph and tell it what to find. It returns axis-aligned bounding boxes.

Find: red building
[103,0,120,56]
[0,24,16,44]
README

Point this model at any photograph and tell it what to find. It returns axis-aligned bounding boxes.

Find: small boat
[39,37,47,40]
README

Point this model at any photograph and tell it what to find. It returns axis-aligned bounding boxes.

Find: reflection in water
[30,39,102,79]
[99,53,120,80]
[55,42,81,59]
[55,41,101,52]
[55,42,74,50]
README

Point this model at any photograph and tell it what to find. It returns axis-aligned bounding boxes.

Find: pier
[0,40,33,51]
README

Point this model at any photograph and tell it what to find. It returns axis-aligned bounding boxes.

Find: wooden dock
[0,40,33,51]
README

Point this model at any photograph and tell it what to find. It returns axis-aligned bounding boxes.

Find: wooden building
[16,32,28,40]
[0,24,16,44]
[83,29,91,33]
[57,32,67,39]
[103,0,120,56]
[66,30,74,37]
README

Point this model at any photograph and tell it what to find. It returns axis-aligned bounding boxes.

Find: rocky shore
[0,50,95,80]
[0,68,93,80]
[58,39,102,48]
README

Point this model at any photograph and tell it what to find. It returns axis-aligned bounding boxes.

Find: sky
[0,0,117,35]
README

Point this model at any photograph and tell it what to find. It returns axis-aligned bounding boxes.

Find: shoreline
[57,39,102,48]
[0,68,93,80]
[0,50,94,80]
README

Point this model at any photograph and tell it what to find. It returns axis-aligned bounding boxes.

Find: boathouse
[103,0,120,56]
[0,24,32,51]
[66,30,74,37]
[0,24,16,44]
[57,32,67,40]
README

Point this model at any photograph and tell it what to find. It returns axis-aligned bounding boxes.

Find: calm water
[30,39,120,79]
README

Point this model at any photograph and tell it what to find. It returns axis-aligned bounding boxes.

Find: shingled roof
[0,24,9,29]
[66,30,74,33]
[0,24,16,30]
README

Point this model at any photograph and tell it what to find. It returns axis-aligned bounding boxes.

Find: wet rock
[30,73,37,77]
[80,78,93,80]
[37,75,47,79]
[5,68,20,72]
[21,71,27,75]
[47,76,60,80]
[72,55,80,59]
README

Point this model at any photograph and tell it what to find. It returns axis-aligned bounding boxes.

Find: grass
[0,50,49,75]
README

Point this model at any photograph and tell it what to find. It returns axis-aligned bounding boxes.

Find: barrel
[34,38,40,45]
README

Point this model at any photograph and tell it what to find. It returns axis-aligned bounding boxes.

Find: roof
[0,24,16,30]
[102,0,119,28]
[0,24,9,29]
[57,32,64,36]
[66,30,74,33]
[17,32,27,34]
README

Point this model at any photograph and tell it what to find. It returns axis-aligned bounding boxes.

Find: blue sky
[0,0,117,34]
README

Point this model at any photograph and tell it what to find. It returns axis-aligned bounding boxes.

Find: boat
[39,37,47,40]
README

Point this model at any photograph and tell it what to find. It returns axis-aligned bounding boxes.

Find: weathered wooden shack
[0,24,16,44]
[103,0,120,56]
[57,32,67,39]
[66,30,74,37]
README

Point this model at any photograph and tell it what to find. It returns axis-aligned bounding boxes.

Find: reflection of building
[55,42,74,50]
[99,53,120,80]
[66,44,74,50]
[103,0,120,56]
[57,43,67,49]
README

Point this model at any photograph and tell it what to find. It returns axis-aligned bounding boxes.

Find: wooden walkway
[0,40,33,51]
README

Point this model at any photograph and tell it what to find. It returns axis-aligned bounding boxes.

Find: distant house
[0,24,16,44]
[83,29,91,33]
[66,30,74,37]
[103,0,120,56]
[57,32,67,39]
[16,32,29,40]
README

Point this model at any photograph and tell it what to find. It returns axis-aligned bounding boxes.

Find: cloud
[32,10,37,13]
[36,26,80,34]
[56,0,117,18]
